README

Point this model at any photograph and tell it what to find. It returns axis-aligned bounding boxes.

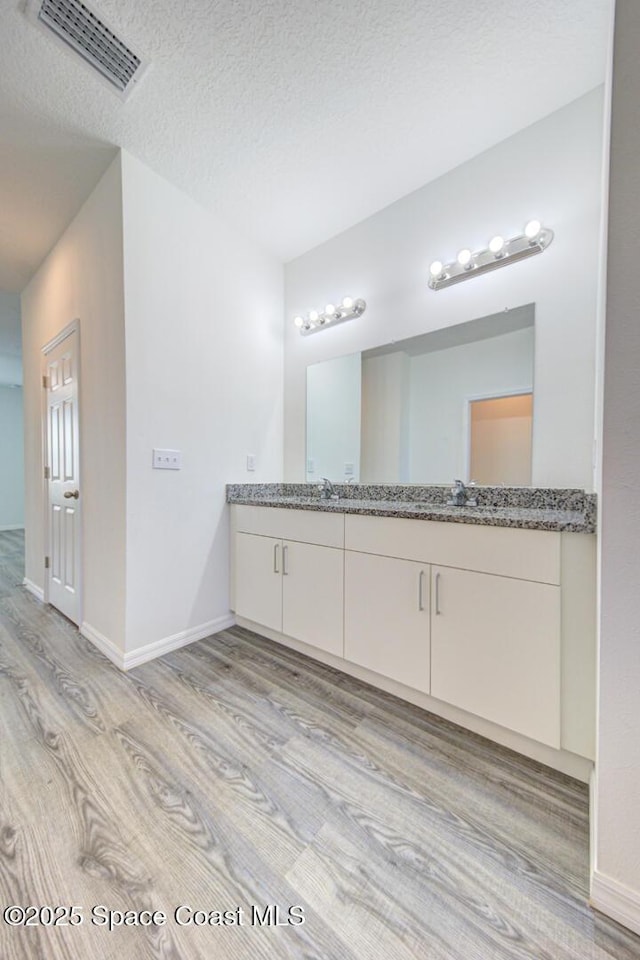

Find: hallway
[0,529,638,960]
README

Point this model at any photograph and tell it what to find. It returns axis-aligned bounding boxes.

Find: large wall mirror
[306,304,535,485]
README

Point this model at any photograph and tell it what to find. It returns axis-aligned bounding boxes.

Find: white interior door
[44,328,81,625]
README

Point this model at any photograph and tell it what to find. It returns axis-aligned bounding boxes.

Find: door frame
[41,318,82,621]
[462,386,533,484]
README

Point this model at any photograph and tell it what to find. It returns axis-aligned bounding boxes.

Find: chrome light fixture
[293,296,366,336]
[428,221,553,291]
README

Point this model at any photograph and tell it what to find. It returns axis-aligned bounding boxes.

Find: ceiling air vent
[26,0,148,99]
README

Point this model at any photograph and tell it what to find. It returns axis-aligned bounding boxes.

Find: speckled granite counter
[226,484,597,533]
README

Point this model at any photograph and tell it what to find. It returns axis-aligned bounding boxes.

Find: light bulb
[457,248,472,267]
[429,260,443,278]
[524,219,542,240]
[342,296,353,310]
[309,310,319,323]
[294,316,304,328]
[325,303,335,316]
[489,235,505,255]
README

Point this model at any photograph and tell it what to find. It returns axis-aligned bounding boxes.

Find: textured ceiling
[0,0,612,291]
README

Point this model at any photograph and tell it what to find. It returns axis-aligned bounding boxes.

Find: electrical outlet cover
[152,448,182,470]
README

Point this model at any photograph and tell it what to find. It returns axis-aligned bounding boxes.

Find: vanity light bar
[428,221,554,291]
[293,297,366,336]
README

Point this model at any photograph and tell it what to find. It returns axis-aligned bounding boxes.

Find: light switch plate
[246,454,256,471]
[153,449,182,470]
[307,458,315,474]
[344,462,355,476]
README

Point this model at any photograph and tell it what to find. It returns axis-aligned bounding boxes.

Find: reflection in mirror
[469,393,533,485]
[306,304,535,485]
[306,352,361,482]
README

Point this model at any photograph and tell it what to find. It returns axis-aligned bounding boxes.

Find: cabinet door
[282,541,344,657]
[345,551,430,693]
[235,533,283,631]
[431,566,561,748]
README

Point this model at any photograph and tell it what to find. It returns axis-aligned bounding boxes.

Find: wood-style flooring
[0,528,638,960]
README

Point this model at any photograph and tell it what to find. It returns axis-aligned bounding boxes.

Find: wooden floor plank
[1,529,639,960]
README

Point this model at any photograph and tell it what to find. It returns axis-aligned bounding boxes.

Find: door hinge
[42,375,49,389]
[44,556,50,569]
[44,466,50,480]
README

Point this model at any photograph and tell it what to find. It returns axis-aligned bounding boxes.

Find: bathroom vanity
[227,484,596,781]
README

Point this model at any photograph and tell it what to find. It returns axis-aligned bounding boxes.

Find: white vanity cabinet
[281,540,344,656]
[430,566,561,748]
[344,552,430,693]
[345,514,563,749]
[235,532,283,631]
[233,506,344,657]
[231,503,596,772]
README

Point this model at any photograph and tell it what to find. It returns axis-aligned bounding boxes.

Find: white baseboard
[80,622,126,670]
[23,577,45,602]
[123,614,236,670]
[0,524,24,531]
[591,870,640,936]
[80,614,236,672]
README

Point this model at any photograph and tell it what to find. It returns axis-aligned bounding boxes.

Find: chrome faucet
[447,479,477,507]
[320,477,338,500]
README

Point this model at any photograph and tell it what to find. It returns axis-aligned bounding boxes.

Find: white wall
[307,352,360,482]
[0,293,23,528]
[120,152,283,654]
[361,351,410,482]
[21,156,127,646]
[0,291,23,387]
[20,149,283,661]
[0,386,24,529]
[409,327,534,483]
[0,353,22,385]
[284,88,605,490]
[593,0,640,935]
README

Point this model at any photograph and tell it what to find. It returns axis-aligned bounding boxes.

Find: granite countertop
[226,484,597,533]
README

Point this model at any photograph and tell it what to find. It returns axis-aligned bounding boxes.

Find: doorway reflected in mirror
[468,392,533,486]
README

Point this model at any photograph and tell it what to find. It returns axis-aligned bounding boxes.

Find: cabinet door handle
[434,572,442,615]
[273,543,280,574]
[283,544,289,575]
[418,570,425,611]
